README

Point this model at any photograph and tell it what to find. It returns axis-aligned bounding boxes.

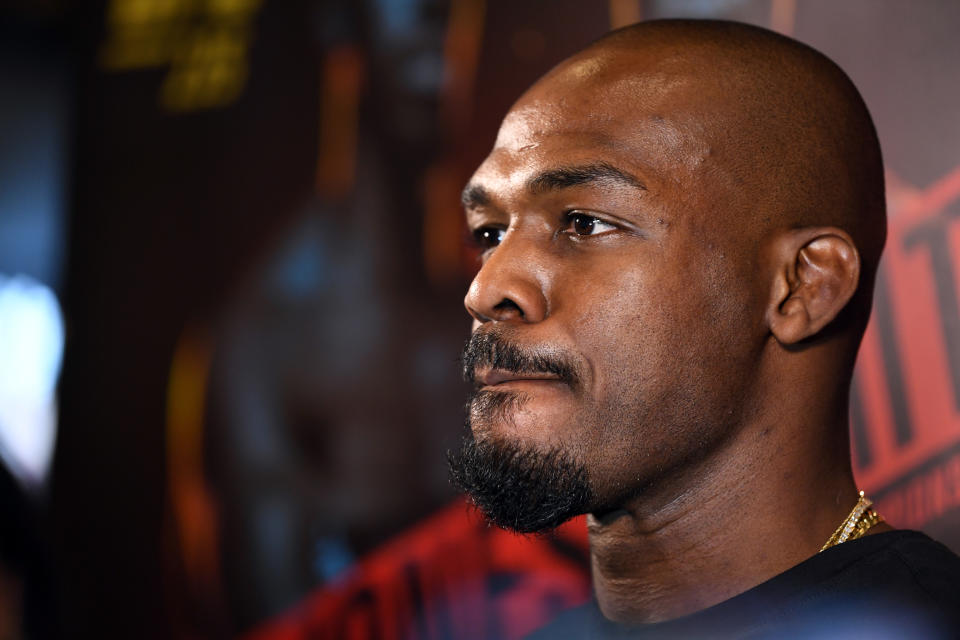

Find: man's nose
[464,231,549,324]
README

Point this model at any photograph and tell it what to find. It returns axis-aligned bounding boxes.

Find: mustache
[460,331,581,388]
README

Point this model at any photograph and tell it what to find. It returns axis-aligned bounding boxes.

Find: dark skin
[461,22,890,624]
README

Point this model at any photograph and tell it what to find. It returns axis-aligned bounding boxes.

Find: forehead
[474,53,718,193]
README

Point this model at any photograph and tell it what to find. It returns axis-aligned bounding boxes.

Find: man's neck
[587,412,860,624]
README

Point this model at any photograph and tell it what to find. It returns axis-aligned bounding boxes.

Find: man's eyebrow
[460,162,646,211]
[461,184,491,210]
[527,162,647,194]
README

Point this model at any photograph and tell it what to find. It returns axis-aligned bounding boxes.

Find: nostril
[493,298,524,319]
[467,306,494,323]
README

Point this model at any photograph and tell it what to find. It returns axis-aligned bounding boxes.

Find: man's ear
[766,228,861,345]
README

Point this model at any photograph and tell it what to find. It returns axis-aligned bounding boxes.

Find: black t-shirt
[527,530,960,639]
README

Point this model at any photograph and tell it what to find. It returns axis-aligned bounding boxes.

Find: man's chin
[446,433,592,534]
[468,387,579,447]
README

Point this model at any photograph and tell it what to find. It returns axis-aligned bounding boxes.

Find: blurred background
[1,0,959,638]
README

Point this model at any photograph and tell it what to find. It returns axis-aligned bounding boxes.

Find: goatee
[447,431,592,534]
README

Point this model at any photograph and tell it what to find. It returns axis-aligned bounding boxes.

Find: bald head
[598,22,882,238]
[507,19,885,339]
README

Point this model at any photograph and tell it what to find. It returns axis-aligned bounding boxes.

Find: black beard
[447,429,592,534]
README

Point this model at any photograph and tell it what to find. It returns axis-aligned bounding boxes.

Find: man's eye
[472,227,505,249]
[566,212,617,236]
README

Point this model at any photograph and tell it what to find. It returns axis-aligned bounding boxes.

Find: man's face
[451,49,766,529]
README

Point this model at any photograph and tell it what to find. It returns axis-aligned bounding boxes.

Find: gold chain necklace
[819,490,884,552]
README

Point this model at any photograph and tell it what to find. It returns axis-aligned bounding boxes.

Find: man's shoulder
[760,530,960,638]
[524,530,960,640]
[875,528,960,574]
[826,529,960,606]
[824,530,960,625]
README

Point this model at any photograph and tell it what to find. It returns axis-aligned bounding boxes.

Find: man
[448,19,960,638]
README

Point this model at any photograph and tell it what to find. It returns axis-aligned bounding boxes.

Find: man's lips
[474,368,564,387]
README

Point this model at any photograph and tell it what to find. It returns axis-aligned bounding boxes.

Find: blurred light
[313,535,355,584]
[770,0,797,35]
[315,46,363,199]
[0,52,68,290]
[0,273,64,489]
[608,0,642,29]
[100,0,263,112]
[651,0,753,18]
[166,327,223,604]
[267,220,329,299]
[372,0,422,40]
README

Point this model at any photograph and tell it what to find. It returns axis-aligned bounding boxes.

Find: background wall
[0,1,958,638]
